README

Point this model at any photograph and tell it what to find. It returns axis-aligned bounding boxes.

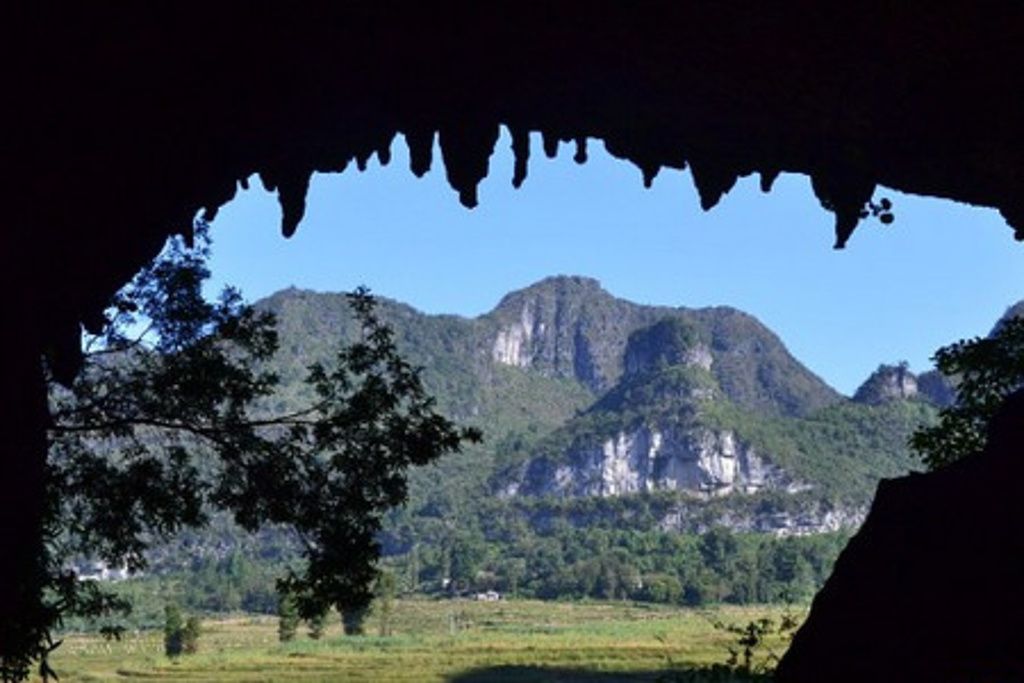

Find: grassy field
[50,599,801,682]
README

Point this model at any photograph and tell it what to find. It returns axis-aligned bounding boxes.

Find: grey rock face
[853,363,918,404]
[484,276,841,414]
[491,299,538,368]
[657,505,864,537]
[514,424,793,498]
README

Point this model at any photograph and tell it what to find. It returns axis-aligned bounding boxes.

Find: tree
[449,530,487,587]
[277,592,299,643]
[375,570,397,637]
[307,610,327,640]
[182,616,202,655]
[911,317,1024,469]
[163,604,184,658]
[341,606,368,636]
[3,223,479,681]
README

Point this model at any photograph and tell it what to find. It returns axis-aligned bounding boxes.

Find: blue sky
[207,129,1024,396]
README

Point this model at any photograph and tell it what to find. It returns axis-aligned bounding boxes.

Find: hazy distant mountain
[990,299,1024,336]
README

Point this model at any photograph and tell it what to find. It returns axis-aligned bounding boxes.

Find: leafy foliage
[8,225,478,681]
[277,592,299,643]
[376,570,397,636]
[911,317,1024,469]
[307,609,327,640]
[182,615,202,654]
[33,273,951,666]
[72,278,939,627]
[702,399,933,503]
[163,604,184,657]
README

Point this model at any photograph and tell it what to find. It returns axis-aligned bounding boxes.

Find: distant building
[73,560,134,582]
[474,590,502,602]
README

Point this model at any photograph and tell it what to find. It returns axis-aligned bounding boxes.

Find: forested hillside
[80,277,956,620]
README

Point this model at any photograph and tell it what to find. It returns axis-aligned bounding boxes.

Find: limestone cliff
[485,276,841,416]
[508,423,793,498]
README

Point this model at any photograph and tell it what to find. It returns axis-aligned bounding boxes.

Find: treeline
[61,523,845,636]
[387,524,848,606]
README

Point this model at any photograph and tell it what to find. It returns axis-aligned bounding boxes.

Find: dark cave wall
[6,3,1024,377]
[4,5,1024,671]
[776,394,1024,682]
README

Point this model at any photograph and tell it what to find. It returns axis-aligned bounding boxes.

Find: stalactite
[355,150,371,172]
[760,169,780,193]
[199,178,239,223]
[274,168,313,238]
[641,164,660,188]
[999,205,1024,241]
[439,122,500,208]
[541,130,559,159]
[376,132,395,167]
[510,126,530,189]
[405,128,434,178]
[810,170,875,249]
[689,159,739,211]
[573,137,588,164]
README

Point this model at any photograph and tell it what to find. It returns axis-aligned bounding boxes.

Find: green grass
[50,599,800,682]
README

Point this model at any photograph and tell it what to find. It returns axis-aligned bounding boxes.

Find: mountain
[125,276,960,612]
[850,298,1024,411]
[256,277,930,525]
[852,363,919,405]
[990,299,1024,335]
[482,276,842,416]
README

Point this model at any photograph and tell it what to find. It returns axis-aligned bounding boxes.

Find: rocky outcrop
[486,278,841,415]
[492,300,537,368]
[623,317,712,377]
[853,363,918,404]
[487,276,651,392]
[657,503,862,537]
[509,424,793,498]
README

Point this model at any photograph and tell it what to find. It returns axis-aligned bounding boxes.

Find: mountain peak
[990,300,1024,336]
[490,275,607,312]
[853,363,918,405]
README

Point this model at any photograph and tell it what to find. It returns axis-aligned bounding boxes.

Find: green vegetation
[278,593,299,643]
[63,523,846,629]
[912,316,1024,469]
[48,275,950,678]
[307,611,327,641]
[50,599,801,682]
[385,518,848,606]
[702,399,935,503]
[183,616,202,655]
[14,230,479,682]
[163,604,184,657]
[62,277,940,640]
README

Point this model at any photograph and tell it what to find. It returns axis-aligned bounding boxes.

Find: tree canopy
[911,317,1024,470]
[1,225,479,681]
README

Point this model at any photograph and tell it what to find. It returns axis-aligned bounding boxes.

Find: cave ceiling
[5,4,1024,379]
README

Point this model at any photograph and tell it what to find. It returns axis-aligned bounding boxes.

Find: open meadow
[50,599,800,682]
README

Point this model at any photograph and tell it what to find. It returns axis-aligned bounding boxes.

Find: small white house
[73,560,133,582]
[474,590,502,602]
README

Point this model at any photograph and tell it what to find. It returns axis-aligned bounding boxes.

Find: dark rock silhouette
[4,4,1024,675]
[776,391,1024,682]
